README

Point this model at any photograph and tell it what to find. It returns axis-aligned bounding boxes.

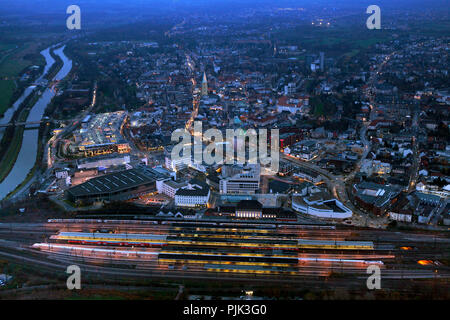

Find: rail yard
[0,219,449,290]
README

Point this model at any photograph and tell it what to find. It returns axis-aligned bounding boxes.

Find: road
[282,51,408,228]
[344,52,397,183]
[407,106,420,192]
[282,155,346,200]
[282,153,390,227]
[185,52,199,134]
[47,81,97,168]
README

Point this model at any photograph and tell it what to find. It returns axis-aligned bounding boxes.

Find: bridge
[0,119,64,128]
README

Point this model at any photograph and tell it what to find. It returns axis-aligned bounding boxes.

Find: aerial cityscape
[0,0,448,306]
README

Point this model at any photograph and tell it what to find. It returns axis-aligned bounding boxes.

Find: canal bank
[0,45,72,201]
[0,47,55,141]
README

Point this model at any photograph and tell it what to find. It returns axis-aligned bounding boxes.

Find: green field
[0,42,45,78]
[0,43,16,52]
[0,126,24,183]
[0,42,45,116]
[0,58,30,78]
[343,49,361,58]
[411,21,450,36]
[0,79,16,115]
[281,25,394,59]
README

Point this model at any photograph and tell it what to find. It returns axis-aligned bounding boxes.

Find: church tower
[201,72,208,97]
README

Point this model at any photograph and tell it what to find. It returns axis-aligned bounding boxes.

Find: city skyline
[0,0,448,307]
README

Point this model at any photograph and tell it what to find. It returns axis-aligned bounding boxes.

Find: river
[0,45,72,200]
[0,47,55,140]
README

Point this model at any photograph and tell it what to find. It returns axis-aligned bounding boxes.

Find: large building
[156,179,188,198]
[73,111,131,157]
[360,159,391,176]
[353,182,401,215]
[66,167,167,204]
[201,72,208,97]
[285,140,319,161]
[293,167,323,184]
[219,165,260,194]
[76,155,131,170]
[292,191,352,219]
[276,96,309,114]
[235,200,263,219]
[319,51,325,70]
[164,145,191,171]
[211,199,297,221]
[175,180,211,208]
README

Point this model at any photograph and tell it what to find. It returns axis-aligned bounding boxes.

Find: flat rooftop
[78,111,127,147]
[67,168,160,198]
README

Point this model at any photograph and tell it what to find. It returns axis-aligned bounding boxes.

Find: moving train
[51,232,374,251]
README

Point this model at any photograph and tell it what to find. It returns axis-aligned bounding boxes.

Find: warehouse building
[66,167,167,204]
